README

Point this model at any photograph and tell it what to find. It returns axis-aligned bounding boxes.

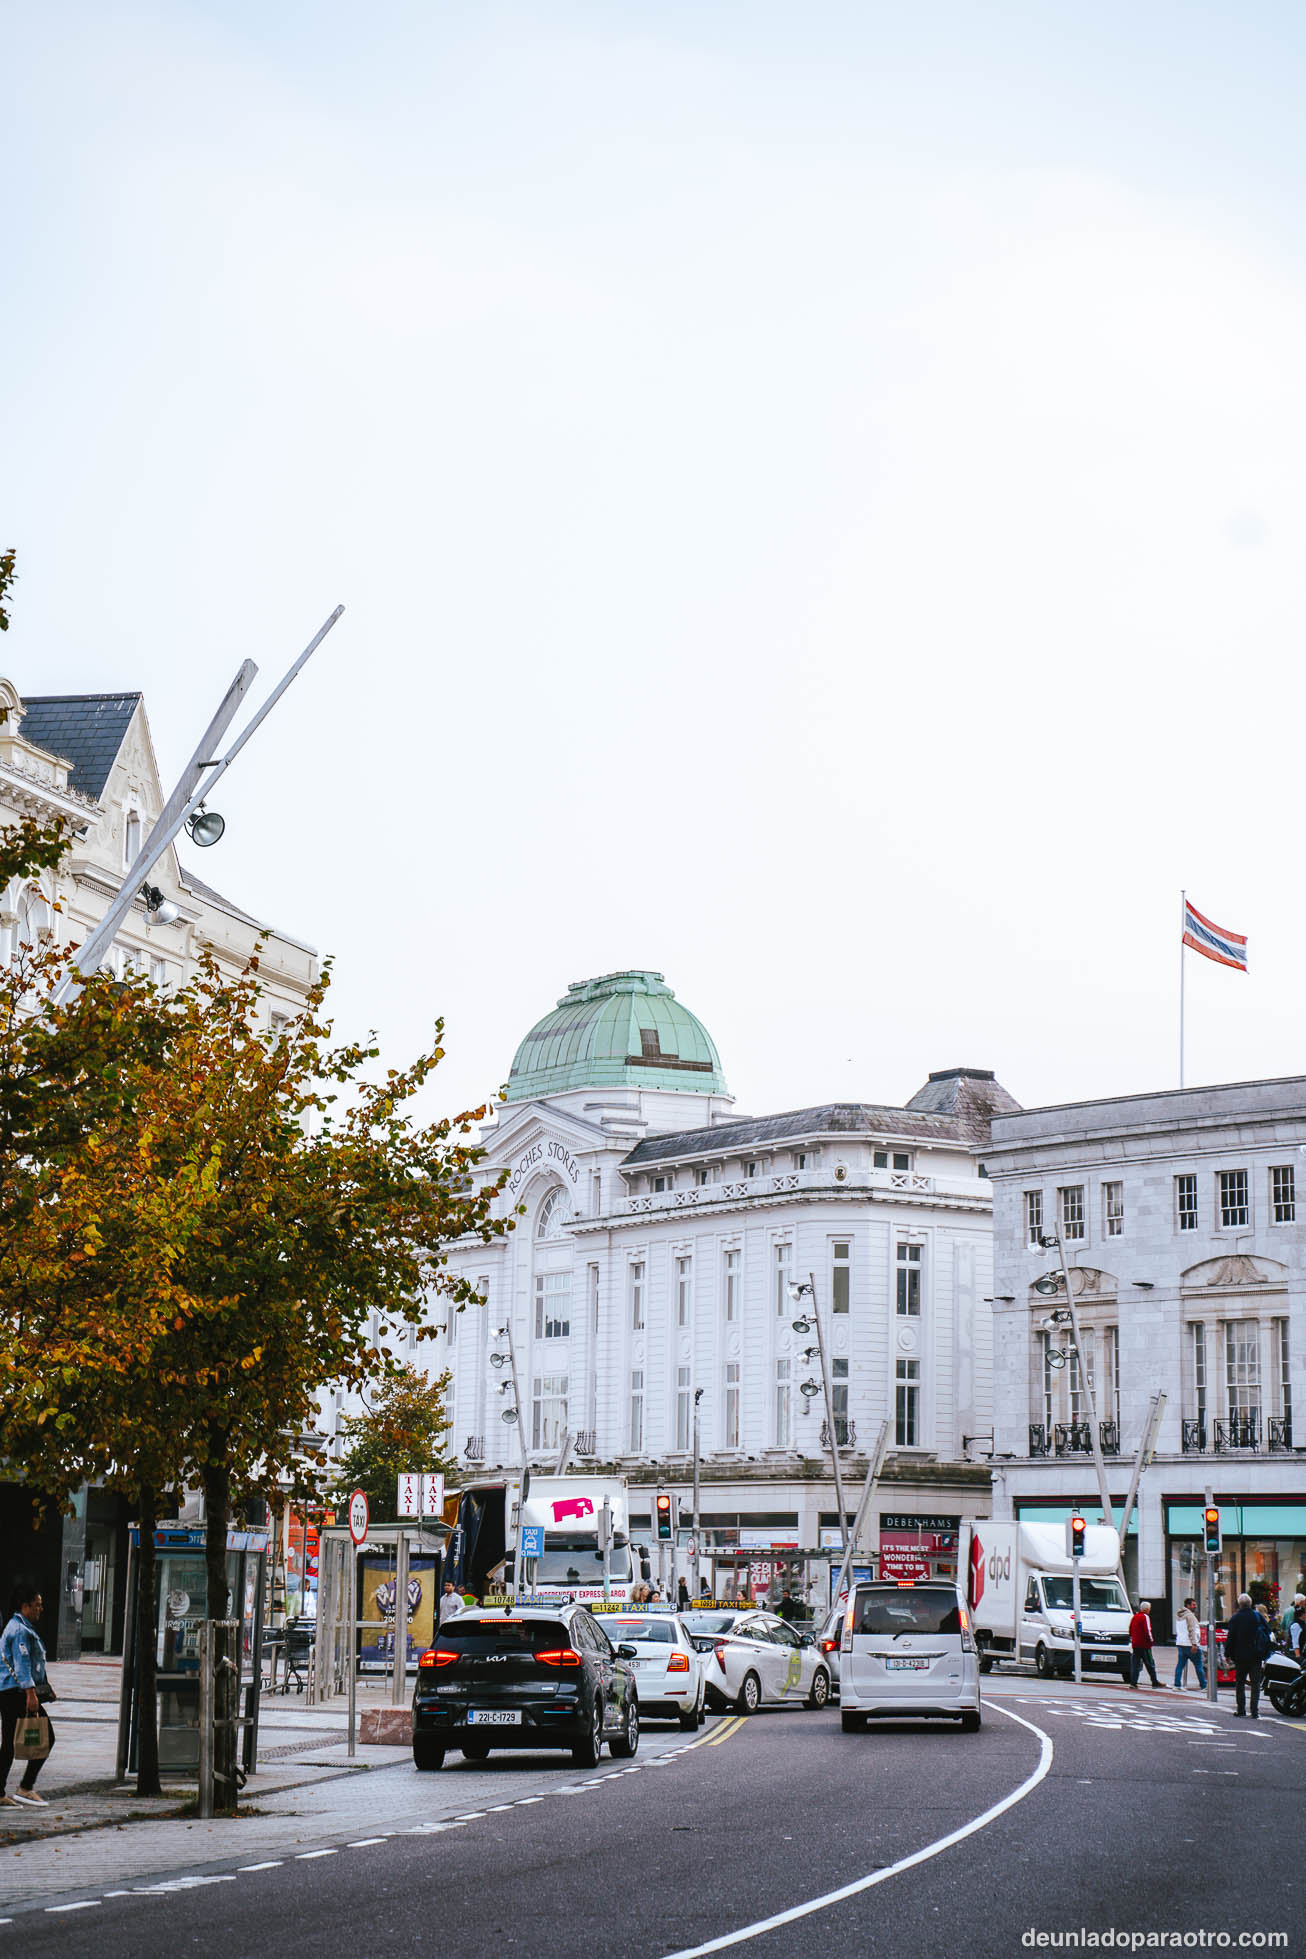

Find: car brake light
[536,1648,583,1668]
[818,1637,836,1653]
[419,1649,458,1669]
[959,1605,970,1633]
[714,1642,729,1668]
[667,1652,690,1672]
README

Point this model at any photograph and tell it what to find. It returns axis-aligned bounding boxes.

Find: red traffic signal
[1203,1506,1221,1555]
[655,1491,674,1542]
[1069,1514,1087,1558]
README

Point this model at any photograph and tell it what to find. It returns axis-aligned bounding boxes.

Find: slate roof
[623,1069,1021,1165]
[20,693,141,800]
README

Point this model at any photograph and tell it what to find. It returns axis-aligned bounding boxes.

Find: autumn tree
[331,1362,456,1523]
[0,914,513,1804]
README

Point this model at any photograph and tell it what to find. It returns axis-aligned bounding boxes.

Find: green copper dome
[506,971,727,1102]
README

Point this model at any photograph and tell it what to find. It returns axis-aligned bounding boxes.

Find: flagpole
[1179,888,1186,1090]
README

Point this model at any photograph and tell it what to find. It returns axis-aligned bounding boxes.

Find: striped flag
[1183,900,1248,972]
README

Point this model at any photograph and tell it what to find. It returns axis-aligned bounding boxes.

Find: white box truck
[515,1476,650,1607]
[959,1519,1134,1680]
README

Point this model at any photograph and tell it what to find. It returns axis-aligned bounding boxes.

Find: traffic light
[1069,1514,1087,1559]
[1203,1506,1221,1555]
[655,1491,674,1542]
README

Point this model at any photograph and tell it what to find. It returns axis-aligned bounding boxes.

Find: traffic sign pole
[347,1491,368,1756]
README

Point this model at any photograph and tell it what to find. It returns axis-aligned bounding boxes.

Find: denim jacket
[0,1612,47,1693]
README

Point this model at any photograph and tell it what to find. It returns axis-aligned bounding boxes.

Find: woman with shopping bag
[0,1581,57,1807]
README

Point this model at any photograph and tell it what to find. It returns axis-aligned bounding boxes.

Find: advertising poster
[360,1554,437,1671]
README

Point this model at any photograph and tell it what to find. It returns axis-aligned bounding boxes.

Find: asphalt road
[3,1687,1301,1958]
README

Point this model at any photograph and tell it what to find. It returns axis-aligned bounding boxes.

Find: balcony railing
[1182,1420,1207,1455]
[1268,1416,1293,1453]
[821,1419,857,1450]
[1214,1413,1260,1454]
[1028,1423,1050,1458]
[464,1434,485,1462]
[615,1164,987,1217]
[1054,1421,1093,1457]
[574,1430,597,1456]
[1098,1421,1119,1456]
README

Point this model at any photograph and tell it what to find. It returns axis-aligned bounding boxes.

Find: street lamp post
[1038,1231,1116,1533]
[792,1274,849,1566]
[692,1388,704,1596]
[490,1319,530,1598]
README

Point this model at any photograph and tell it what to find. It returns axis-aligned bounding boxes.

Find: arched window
[535,1187,572,1241]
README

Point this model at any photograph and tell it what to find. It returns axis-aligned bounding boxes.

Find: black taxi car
[412,1602,640,1771]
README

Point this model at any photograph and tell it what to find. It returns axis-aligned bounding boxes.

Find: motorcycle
[1262,1646,1306,1717]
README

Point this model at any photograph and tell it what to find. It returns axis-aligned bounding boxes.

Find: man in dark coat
[1224,1592,1263,1718]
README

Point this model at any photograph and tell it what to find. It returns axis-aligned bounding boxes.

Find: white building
[983,1079,1306,1634]
[422,970,1016,1602]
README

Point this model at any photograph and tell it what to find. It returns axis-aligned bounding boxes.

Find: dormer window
[745,1160,764,1179]
[695,1166,712,1187]
[652,1175,669,1193]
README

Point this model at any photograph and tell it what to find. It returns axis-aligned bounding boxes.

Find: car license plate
[885,1657,930,1671]
[467,1709,521,1725]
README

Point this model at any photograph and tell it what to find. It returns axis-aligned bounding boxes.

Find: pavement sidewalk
[0,1657,409,1849]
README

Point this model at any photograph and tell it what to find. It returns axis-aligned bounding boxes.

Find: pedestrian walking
[1128,1600,1159,1688]
[0,1581,56,1808]
[439,1580,463,1626]
[1279,1592,1305,1640]
[1173,1597,1207,1691]
[1290,1605,1306,1657]
[1224,1592,1264,1717]
[677,1577,690,1609]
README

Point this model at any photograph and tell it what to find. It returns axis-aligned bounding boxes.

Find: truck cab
[1019,1568,1133,1680]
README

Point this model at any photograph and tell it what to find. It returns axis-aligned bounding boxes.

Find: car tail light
[818,1637,837,1654]
[667,1652,690,1673]
[714,1642,729,1669]
[958,1604,976,1654]
[536,1648,583,1668]
[419,1648,458,1669]
[842,1599,856,1653]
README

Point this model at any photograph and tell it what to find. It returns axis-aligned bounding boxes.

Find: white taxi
[593,1609,706,1729]
[682,1607,832,1716]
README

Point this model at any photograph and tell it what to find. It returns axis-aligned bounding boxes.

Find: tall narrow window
[831,1356,850,1445]
[895,1243,922,1316]
[1024,1191,1044,1248]
[531,1374,568,1451]
[1192,1322,1207,1430]
[774,1358,791,1447]
[534,1271,571,1339]
[1040,1333,1055,1435]
[1104,1325,1120,1432]
[1103,1183,1124,1238]
[124,810,141,869]
[831,1241,851,1314]
[724,1363,741,1448]
[1276,1320,1291,1426]
[773,1242,792,1317]
[676,1367,692,1451]
[1225,1321,1260,1423]
[1069,1332,1095,1426]
[1218,1170,1249,1229]
[676,1255,693,1327]
[629,1261,645,1330]
[894,1358,919,1446]
[1176,1174,1198,1231]
[1271,1165,1296,1224]
[696,1166,712,1187]
[723,1248,740,1323]
[1058,1186,1085,1241]
[628,1370,644,1452]
[591,1171,602,1217]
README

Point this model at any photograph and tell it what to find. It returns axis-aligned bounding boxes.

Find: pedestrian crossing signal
[1203,1506,1221,1555]
[656,1491,675,1541]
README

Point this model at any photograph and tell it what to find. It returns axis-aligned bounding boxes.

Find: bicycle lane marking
[659,1702,1054,1959]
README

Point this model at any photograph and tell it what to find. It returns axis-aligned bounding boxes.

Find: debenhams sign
[507,1137,583,1198]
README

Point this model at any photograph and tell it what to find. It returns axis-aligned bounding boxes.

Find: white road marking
[45,1902,98,1913]
[660,1703,1054,1959]
[348,1837,390,1846]
[240,1860,283,1870]
[295,1850,337,1860]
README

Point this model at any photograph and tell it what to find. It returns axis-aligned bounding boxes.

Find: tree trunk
[135,1486,161,1799]
[203,1457,238,1813]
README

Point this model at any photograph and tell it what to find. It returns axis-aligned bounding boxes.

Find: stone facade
[984,1079,1306,1633]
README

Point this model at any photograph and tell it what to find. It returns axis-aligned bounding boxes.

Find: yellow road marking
[706,1715,747,1746]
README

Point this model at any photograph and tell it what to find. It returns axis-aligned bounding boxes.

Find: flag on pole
[1182,900,1248,972]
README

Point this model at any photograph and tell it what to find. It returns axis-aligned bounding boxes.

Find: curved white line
[659,1702,1054,1959]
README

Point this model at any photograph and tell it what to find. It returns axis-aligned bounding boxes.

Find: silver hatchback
[839,1581,982,1732]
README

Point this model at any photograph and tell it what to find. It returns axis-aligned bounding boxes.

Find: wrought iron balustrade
[464,1434,485,1462]
[1213,1412,1260,1453]
[820,1419,856,1450]
[1054,1421,1093,1457]
[574,1429,597,1456]
[1099,1421,1119,1455]
[1028,1424,1050,1458]
[1267,1416,1292,1453]
[1181,1420,1206,1455]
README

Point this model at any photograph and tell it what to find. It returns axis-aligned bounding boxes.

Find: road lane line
[705,1716,745,1747]
[45,1902,98,1913]
[239,1861,283,1871]
[660,1702,1054,1959]
[348,1837,389,1846]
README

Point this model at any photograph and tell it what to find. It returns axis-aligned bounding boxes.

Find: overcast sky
[7,3,1305,1125]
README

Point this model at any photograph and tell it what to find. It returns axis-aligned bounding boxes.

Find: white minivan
[839,1581,982,1733]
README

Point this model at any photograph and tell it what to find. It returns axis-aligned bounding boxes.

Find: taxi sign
[348,1489,369,1545]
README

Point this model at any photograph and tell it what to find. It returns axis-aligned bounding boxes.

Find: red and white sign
[348,1489,369,1545]
[396,1473,444,1518]
[878,1547,932,1583]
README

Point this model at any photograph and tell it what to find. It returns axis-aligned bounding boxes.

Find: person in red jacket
[1129,1600,1159,1688]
